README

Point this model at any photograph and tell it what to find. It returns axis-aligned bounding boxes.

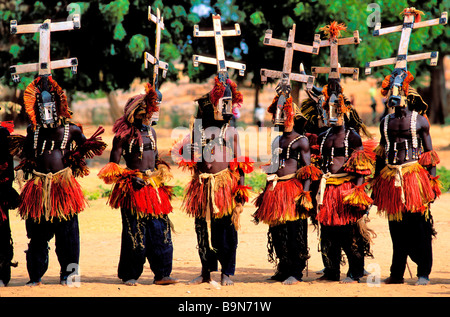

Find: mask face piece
[150,110,159,126]
[273,94,286,129]
[324,80,344,127]
[328,93,339,126]
[214,85,233,121]
[387,71,408,108]
[37,90,58,127]
[149,87,162,126]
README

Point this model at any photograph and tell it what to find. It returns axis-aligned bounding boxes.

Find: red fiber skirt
[317,181,366,226]
[18,168,86,221]
[253,177,304,225]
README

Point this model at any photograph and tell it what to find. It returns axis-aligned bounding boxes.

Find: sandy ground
[1,75,450,308]
[1,122,449,302]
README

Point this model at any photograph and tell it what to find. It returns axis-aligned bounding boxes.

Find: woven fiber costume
[366,7,446,285]
[171,74,253,286]
[10,75,106,286]
[300,22,376,283]
[0,121,19,287]
[7,12,107,286]
[253,82,322,284]
[98,83,178,285]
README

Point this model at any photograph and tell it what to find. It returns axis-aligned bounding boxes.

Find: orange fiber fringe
[342,182,373,209]
[419,150,440,167]
[296,164,323,181]
[297,190,313,211]
[233,184,252,203]
[253,178,304,226]
[381,71,414,96]
[371,163,437,221]
[401,7,424,22]
[343,149,375,175]
[0,121,14,133]
[183,169,239,219]
[23,76,71,128]
[18,172,86,222]
[230,156,255,174]
[317,181,367,226]
[320,21,347,39]
[429,175,442,198]
[63,127,107,178]
[106,170,173,217]
[210,76,243,108]
[98,162,125,184]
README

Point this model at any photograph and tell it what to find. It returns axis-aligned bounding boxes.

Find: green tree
[1,0,448,125]
[0,0,201,123]
[217,0,449,123]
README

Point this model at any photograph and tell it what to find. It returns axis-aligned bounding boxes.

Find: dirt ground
[1,77,450,307]
[1,123,449,302]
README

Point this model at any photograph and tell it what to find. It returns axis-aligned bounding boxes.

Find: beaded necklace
[33,123,70,157]
[410,111,420,159]
[277,135,306,169]
[384,111,420,164]
[383,115,390,164]
[200,122,229,147]
[319,127,351,172]
[126,127,156,159]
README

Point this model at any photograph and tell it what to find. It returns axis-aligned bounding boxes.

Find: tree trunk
[106,90,122,122]
[429,56,447,124]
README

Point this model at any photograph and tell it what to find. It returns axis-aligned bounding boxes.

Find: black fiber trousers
[268,218,309,281]
[118,209,174,282]
[320,222,366,281]
[25,215,80,283]
[388,212,434,279]
[194,215,238,276]
[0,210,13,285]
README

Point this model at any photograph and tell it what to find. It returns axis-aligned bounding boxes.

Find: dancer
[0,120,19,287]
[11,75,106,286]
[366,7,446,286]
[253,82,321,285]
[98,83,177,286]
[302,22,376,283]
[171,74,252,286]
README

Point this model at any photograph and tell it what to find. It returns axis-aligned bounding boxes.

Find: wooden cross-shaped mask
[312,24,360,81]
[9,14,80,82]
[260,24,320,90]
[144,6,169,85]
[192,14,246,76]
[365,8,448,75]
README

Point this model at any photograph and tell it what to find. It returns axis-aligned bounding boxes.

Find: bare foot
[154,276,179,285]
[282,276,301,285]
[340,277,359,284]
[187,275,210,285]
[26,281,42,287]
[124,279,139,286]
[415,277,430,286]
[221,273,234,286]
